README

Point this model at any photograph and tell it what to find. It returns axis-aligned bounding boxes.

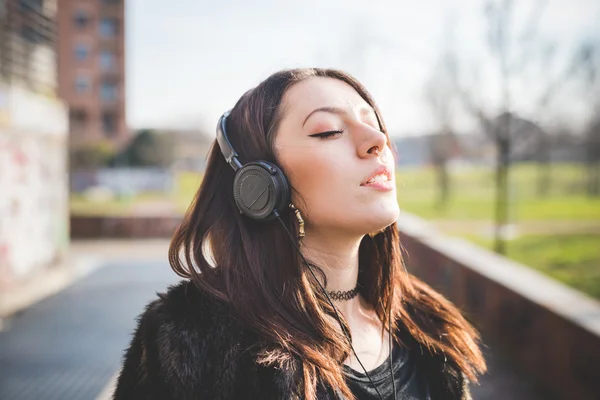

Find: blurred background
[0,0,599,399]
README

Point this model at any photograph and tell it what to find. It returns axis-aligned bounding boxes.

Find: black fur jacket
[112,280,471,400]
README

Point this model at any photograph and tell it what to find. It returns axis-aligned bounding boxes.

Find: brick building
[56,0,127,148]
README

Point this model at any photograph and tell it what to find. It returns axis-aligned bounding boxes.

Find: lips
[361,166,392,186]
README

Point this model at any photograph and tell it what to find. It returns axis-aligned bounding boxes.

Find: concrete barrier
[70,215,183,239]
[397,212,600,400]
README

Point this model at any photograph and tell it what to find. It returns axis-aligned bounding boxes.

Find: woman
[113,68,486,400]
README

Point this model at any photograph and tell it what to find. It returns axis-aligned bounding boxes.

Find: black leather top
[344,342,431,400]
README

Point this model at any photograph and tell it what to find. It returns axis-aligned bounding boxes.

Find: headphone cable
[273,210,395,400]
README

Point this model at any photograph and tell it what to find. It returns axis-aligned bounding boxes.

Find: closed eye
[308,129,344,139]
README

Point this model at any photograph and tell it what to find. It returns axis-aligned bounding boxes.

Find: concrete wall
[397,212,600,400]
[0,83,69,289]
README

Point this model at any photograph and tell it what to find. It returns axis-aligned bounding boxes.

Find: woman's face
[274,77,399,237]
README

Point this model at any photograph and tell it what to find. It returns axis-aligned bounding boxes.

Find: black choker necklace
[328,285,360,301]
[304,263,360,301]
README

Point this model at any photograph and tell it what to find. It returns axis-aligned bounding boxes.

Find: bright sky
[126,0,599,136]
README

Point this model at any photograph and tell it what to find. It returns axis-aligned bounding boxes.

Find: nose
[357,124,388,159]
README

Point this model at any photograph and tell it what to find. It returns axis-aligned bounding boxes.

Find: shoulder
[127,280,311,398]
[114,280,254,399]
[143,279,233,324]
[137,279,245,352]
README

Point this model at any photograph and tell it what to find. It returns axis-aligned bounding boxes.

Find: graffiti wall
[0,84,69,289]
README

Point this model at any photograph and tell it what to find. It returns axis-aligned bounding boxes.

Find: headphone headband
[216,110,243,171]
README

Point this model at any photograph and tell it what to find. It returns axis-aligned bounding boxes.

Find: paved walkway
[0,251,178,400]
[0,241,546,400]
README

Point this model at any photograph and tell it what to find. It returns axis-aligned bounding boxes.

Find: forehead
[281,77,371,120]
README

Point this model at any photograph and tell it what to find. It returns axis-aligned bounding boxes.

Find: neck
[301,228,364,315]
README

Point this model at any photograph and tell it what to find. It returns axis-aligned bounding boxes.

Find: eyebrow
[302,105,375,128]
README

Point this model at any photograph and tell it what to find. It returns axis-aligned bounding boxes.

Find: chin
[360,202,400,234]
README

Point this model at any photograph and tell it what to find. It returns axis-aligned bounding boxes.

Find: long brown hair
[169,68,486,399]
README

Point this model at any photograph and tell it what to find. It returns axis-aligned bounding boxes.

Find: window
[74,10,90,28]
[100,50,115,70]
[102,112,117,136]
[99,18,118,37]
[69,108,88,130]
[74,43,90,61]
[19,0,43,11]
[21,26,42,43]
[100,81,118,101]
[74,75,90,93]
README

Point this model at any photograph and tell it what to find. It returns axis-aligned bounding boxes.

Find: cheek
[280,149,351,213]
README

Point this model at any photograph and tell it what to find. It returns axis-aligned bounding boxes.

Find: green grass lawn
[174,171,203,212]
[396,163,600,221]
[70,192,175,216]
[69,172,202,216]
[70,164,600,299]
[465,234,600,299]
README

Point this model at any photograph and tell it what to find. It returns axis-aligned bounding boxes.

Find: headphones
[216,110,290,221]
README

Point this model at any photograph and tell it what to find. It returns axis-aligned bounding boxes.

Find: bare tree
[446,0,572,254]
[586,114,600,195]
[571,40,600,196]
[527,39,586,196]
[424,51,459,210]
[447,0,519,254]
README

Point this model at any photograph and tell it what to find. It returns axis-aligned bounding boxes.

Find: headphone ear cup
[232,161,289,221]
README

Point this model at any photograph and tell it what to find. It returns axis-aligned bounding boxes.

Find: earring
[289,204,305,245]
